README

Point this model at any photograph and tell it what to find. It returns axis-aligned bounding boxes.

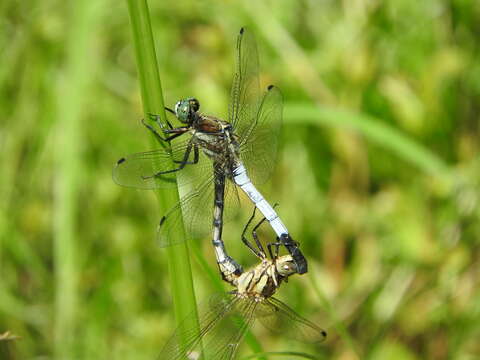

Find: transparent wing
[229,27,261,138]
[203,297,257,360]
[156,167,242,247]
[160,293,257,360]
[223,178,243,228]
[156,174,214,246]
[160,293,236,360]
[112,140,211,190]
[256,297,327,344]
[239,85,283,185]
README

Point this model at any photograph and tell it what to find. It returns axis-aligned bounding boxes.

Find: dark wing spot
[117,158,126,165]
[322,330,327,338]
[267,84,274,90]
[159,216,167,227]
[240,27,245,34]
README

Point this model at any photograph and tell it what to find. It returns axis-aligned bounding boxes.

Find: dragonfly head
[275,255,298,280]
[174,97,200,124]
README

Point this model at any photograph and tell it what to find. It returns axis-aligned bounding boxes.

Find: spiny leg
[148,112,173,130]
[164,107,176,119]
[253,203,280,258]
[173,144,198,165]
[267,240,282,260]
[141,118,188,143]
[142,141,198,179]
[251,211,270,258]
[241,207,264,258]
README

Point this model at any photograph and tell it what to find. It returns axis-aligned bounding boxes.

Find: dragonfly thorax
[191,118,241,172]
[174,97,200,123]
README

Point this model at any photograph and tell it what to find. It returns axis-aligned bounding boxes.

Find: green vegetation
[125,0,200,356]
[1,0,480,359]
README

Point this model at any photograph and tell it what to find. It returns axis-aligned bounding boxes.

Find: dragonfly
[113,27,307,274]
[160,208,327,360]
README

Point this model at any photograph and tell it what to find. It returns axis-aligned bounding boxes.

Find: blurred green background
[1,0,480,359]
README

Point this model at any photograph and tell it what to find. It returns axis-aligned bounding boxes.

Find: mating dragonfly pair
[114,28,326,359]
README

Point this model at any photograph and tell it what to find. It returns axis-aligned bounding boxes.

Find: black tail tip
[240,27,245,34]
[117,158,126,165]
[267,84,274,90]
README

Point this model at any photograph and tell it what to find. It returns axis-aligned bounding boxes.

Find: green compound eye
[174,98,200,123]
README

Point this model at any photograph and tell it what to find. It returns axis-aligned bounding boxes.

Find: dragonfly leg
[173,144,199,165]
[267,240,281,260]
[241,207,264,258]
[143,142,195,179]
[252,203,279,258]
[163,107,176,126]
[142,118,188,142]
[251,212,269,257]
[148,112,173,130]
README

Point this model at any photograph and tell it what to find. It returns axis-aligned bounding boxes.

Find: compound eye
[189,98,200,112]
[278,261,297,276]
[174,100,191,123]
[174,101,181,116]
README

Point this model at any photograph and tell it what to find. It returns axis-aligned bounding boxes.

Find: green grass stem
[125,0,200,355]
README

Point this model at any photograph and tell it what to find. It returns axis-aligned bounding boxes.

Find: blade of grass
[284,103,452,177]
[53,1,97,358]
[125,0,200,354]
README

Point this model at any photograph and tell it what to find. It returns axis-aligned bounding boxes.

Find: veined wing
[229,27,261,139]
[112,140,211,190]
[160,293,257,360]
[160,293,236,360]
[156,173,214,246]
[156,163,242,247]
[204,297,257,360]
[239,85,283,185]
[256,297,327,344]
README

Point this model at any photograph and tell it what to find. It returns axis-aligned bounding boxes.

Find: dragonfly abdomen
[233,164,308,274]
[233,164,288,236]
[212,170,243,281]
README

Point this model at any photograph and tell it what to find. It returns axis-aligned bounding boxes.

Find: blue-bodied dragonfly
[113,28,307,274]
[160,207,327,360]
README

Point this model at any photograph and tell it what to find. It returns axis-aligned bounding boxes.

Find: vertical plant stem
[53,1,96,358]
[125,0,200,352]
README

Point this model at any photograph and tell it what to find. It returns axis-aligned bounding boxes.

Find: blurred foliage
[1,0,480,359]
